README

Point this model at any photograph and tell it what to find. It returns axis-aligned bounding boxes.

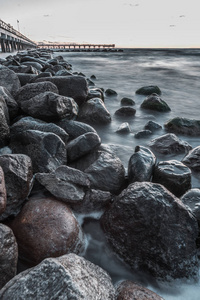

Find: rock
[153,160,191,197]
[0,147,12,156]
[128,146,156,183]
[116,122,131,134]
[0,96,10,147]
[35,76,88,106]
[0,166,6,215]
[90,74,96,80]
[181,189,200,223]
[17,73,36,86]
[78,98,111,124]
[115,106,136,116]
[0,254,115,299]
[30,71,52,83]
[120,97,135,106]
[20,91,78,122]
[56,119,97,141]
[8,64,38,74]
[11,116,69,145]
[105,88,118,96]
[87,88,104,101]
[0,154,33,221]
[10,130,67,173]
[9,197,85,265]
[15,81,58,105]
[22,61,43,71]
[87,78,95,86]
[20,55,46,66]
[55,69,73,76]
[116,281,164,300]
[101,182,199,280]
[134,129,152,138]
[182,146,200,171]
[149,133,192,155]
[0,66,21,96]
[141,93,171,112]
[136,85,161,95]
[144,120,162,131]
[0,224,18,289]
[164,117,200,136]
[35,165,90,204]
[0,86,19,120]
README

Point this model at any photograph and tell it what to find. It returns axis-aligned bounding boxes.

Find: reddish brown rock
[0,166,6,216]
[9,196,85,265]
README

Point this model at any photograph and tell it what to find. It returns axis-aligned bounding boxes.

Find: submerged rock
[120,97,135,106]
[141,93,171,112]
[134,129,152,138]
[182,146,200,171]
[105,88,118,96]
[164,117,200,136]
[115,106,136,116]
[101,182,199,280]
[136,85,161,95]
[144,120,162,131]
[0,254,115,299]
[9,197,85,265]
[128,146,156,183]
[116,122,131,134]
[153,160,191,197]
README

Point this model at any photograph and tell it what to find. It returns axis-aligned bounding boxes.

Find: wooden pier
[37,43,115,50]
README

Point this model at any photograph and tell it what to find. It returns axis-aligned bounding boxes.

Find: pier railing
[37,43,115,50]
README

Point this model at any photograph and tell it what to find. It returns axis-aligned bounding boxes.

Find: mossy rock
[136,85,161,96]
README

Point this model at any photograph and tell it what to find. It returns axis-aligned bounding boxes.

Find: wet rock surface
[181,189,200,222]
[0,96,10,147]
[164,117,200,136]
[182,146,200,171]
[144,120,162,131]
[115,106,136,116]
[0,66,21,96]
[136,85,161,95]
[0,86,19,120]
[116,122,131,134]
[120,97,135,106]
[141,93,171,112]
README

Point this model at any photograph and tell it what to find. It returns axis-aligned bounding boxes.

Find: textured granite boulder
[0,66,21,96]
[120,97,135,106]
[144,120,162,131]
[0,166,6,216]
[141,93,171,112]
[153,160,191,197]
[15,81,58,105]
[17,73,36,86]
[149,133,192,155]
[0,154,33,221]
[11,116,69,144]
[10,130,67,173]
[182,146,200,171]
[0,254,115,300]
[35,76,88,106]
[0,224,18,289]
[116,122,131,134]
[115,106,136,116]
[101,182,199,280]
[116,281,164,300]
[0,96,10,147]
[136,85,161,95]
[20,91,78,121]
[181,189,200,223]
[128,146,156,183]
[67,132,101,162]
[9,197,85,265]
[0,86,19,120]
[164,117,200,136]
[78,98,111,124]
[87,88,104,101]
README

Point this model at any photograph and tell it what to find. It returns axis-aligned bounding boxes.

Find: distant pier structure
[0,19,37,52]
[37,43,116,51]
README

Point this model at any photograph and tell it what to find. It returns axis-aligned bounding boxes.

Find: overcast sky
[0,0,199,47]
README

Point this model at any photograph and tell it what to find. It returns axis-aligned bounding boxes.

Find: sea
[1,48,200,299]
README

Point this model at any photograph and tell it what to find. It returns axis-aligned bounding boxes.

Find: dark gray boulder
[8,64,38,74]
[144,120,162,131]
[0,254,115,300]
[182,146,200,171]
[141,93,171,112]
[0,86,19,120]
[9,197,85,265]
[128,146,156,183]
[87,88,104,101]
[20,55,46,66]
[78,98,111,124]
[35,76,88,106]
[120,97,135,106]
[20,91,78,121]
[0,66,21,96]
[15,81,58,105]
[10,130,67,173]
[164,117,200,136]
[0,224,18,289]
[0,166,6,216]
[0,154,33,221]
[11,116,69,144]
[134,129,152,138]
[153,160,191,197]
[116,122,131,134]
[67,132,101,162]
[17,73,36,86]
[101,182,199,280]
[136,85,161,95]
[55,69,73,76]
[115,106,136,116]
[0,96,10,147]
[149,133,192,155]
[105,88,117,96]
[181,189,200,223]
[21,61,43,71]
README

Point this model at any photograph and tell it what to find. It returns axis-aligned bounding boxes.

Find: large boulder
[164,117,200,136]
[10,130,67,173]
[0,166,6,216]
[136,85,161,95]
[182,146,200,171]
[153,160,191,197]
[141,93,171,112]
[101,182,199,280]
[0,254,115,300]
[0,66,21,96]
[128,146,156,183]
[0,154,33,221]
[0,86,19,120]
[149,133,192,155]
[15,81,58,105]
[10,116,69,144]
[35,76,88,106]
[181,189,200,223]
[0,224,18,289]
[9,197,85,265]
[78,98,111,124]
[0,96,10,147]
[20,91,78,121]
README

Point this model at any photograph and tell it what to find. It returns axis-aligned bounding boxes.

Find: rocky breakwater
[0,49,199,299]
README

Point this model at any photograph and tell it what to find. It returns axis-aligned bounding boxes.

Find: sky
[0,0,200,48]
